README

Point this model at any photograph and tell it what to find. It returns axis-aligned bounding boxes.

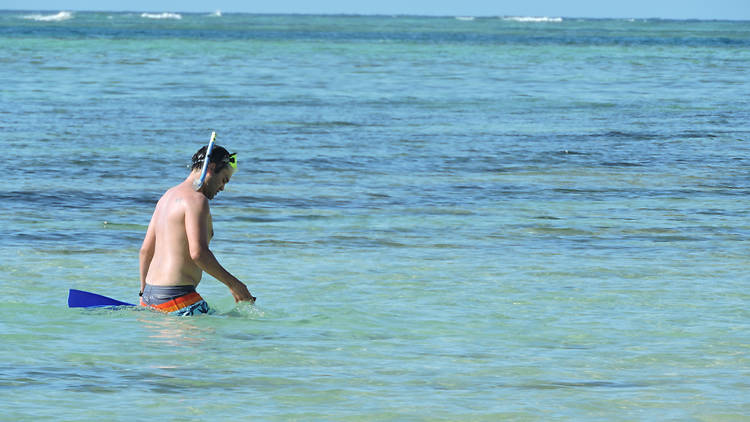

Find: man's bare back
[139,146,254,304]
[144,182,209,287]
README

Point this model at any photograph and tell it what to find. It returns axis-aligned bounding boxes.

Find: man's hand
[231,280,256,303]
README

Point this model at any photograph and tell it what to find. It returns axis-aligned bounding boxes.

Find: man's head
[191,145,237,173]
[191,144,237,199]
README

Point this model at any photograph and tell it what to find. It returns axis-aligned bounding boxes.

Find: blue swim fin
[68,289,136,308]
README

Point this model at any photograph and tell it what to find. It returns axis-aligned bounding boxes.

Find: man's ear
[206,162,217,174]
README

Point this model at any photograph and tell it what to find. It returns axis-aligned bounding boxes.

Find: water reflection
[138,313,214,348]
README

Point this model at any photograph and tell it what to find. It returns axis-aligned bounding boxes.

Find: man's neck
[186,171,206,193]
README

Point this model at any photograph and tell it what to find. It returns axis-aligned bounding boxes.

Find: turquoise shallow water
[1,11,749,420]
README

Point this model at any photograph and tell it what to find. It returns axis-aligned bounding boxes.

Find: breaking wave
[503,16,563,23]
[23,11,73,22]
[141,12,182,20]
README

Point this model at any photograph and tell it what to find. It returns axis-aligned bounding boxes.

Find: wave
[209,10,222,17]
[455,16,475,21]
[141,12,182,20]
[23,11,73,22]
[503,16,563,23]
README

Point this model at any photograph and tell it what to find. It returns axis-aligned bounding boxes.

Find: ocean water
[1,10,749,420]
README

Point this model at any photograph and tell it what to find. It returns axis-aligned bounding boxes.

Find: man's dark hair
[191,145,233,172]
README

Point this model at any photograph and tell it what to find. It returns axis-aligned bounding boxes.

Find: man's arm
[185,196,255,302]
[139,216,157,295]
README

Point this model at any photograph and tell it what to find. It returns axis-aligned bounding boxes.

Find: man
[138,144,255,316]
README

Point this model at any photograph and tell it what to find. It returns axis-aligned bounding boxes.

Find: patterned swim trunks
[140,284,210,316]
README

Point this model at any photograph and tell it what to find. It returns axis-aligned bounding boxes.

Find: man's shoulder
[160,184,208,208]
[171,185,209,211]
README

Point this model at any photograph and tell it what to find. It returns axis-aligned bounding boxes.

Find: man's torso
[145,183,212,287]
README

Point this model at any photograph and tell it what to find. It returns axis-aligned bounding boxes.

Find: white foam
[23,11,73,22]
[503,16,563,23]
[141,12,182,20]
[455,16,475,21]
[209,10,222,17]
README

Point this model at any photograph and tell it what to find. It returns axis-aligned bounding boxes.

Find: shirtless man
[138,144,255,315]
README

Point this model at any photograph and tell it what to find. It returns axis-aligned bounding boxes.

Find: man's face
[206,166,235,200]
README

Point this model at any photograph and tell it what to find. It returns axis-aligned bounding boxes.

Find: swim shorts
[140,284,210,316]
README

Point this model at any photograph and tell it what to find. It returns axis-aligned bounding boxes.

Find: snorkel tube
[193,131,216,191]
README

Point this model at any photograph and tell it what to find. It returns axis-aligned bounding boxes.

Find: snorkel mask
[192,151,237,172]
[224,153,237,171]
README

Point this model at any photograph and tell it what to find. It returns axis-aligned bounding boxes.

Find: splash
[222,301,265,318]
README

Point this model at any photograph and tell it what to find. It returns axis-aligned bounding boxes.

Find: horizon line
[3,8,750,21]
